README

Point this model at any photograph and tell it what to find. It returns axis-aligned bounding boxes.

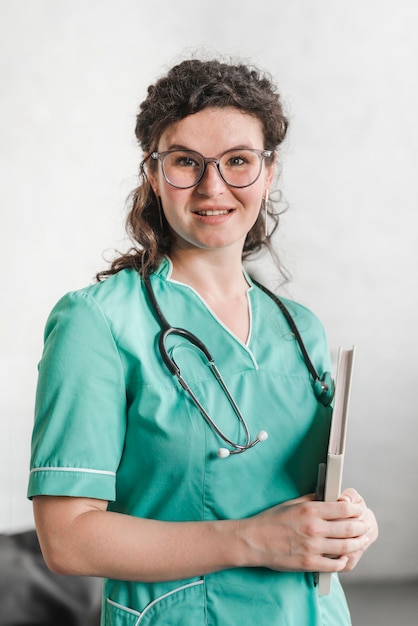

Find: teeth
[196,209,230,216]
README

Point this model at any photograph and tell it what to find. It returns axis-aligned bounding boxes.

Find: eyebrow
[164,144,257,153]
[165,144,191,151]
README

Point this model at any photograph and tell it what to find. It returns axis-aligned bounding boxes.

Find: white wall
[1,0,417,582]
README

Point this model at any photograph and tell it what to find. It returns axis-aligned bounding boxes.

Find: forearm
[33,491,374,582]
[33,496,244,582]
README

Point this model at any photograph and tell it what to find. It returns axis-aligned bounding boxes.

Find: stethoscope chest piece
[313,372,335,407]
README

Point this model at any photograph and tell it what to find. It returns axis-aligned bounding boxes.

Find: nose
[195,161,226,196]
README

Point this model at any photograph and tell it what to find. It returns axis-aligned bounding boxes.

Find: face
[147,107,275,256]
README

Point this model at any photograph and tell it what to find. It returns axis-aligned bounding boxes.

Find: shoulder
[79,268,142,304]
[278,296,325,332]
[51,269,142,313]
[252,280,325,334]
[251,281,331,369]
[44,269,144,340]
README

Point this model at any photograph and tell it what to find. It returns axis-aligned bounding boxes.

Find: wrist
[224,517,258,569]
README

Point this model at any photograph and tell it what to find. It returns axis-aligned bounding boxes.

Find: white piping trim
[136,580,203,624]
[30,466,116,477]
[162,257,259,366]
[105,580,204,624]
[245,285,258,368]
[106,598,141,617]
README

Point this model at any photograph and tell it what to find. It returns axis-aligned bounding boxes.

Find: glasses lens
[219,149,262,187]
[159,149,265,188]
[161,151,204,188]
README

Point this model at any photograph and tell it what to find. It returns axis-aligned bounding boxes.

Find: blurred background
[1,0,417,623]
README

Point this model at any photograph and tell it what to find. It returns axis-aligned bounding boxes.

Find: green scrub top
[28,257,351,625]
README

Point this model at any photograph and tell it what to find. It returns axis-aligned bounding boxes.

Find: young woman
[28,58,378,625]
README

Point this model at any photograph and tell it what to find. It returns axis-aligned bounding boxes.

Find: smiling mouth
[194,209,232,216]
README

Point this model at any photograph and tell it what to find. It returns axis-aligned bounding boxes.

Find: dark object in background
[0,530,101,626]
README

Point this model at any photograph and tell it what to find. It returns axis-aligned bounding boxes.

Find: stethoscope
[144,276,334,459]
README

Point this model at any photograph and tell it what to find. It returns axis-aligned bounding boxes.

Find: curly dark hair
[98,58,289,279]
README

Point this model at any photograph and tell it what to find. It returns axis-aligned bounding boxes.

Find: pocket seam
[106,598,141,617]
[136,579,204,624]
[105,579,204,625]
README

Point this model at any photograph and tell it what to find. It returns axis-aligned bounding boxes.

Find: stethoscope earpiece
[217,430,268,459]
[257,430,269,442]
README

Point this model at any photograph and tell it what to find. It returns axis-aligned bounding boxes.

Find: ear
[265,152,277,188]
[146,169,159,197]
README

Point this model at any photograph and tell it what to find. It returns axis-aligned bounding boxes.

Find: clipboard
[316,346,356,595]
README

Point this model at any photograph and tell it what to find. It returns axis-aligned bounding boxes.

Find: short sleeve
[27,289,127,501]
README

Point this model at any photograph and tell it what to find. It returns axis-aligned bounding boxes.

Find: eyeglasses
[149,148,274,189]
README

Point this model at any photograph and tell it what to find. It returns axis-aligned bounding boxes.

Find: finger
[316,555,349,573]
[315,500,365,521]
[321,534,370,559]
[321,518,371,539]
[338,488,363,504]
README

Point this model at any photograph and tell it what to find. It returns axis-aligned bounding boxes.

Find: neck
[169,248,249,300]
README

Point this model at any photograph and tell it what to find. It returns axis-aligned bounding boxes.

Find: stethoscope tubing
[144,275,333,457]
[252,280,321,384]
[159,324,254,452]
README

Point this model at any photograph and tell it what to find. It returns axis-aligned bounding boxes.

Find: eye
[226,154,248,167]
[172,152,201,168]
[223,150,255,168]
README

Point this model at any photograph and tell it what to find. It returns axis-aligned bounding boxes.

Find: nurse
[28,58,378,625]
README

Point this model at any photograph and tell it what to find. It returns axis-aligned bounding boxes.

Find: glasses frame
[149,148,274,189]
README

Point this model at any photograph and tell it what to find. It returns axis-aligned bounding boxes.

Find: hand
[238,491,375,574]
